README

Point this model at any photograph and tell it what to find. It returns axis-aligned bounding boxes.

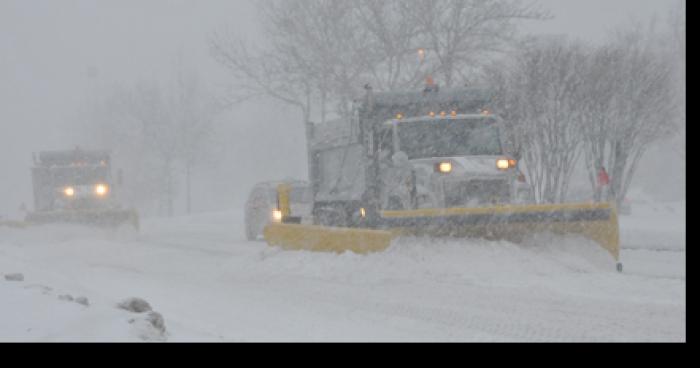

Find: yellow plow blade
[263,181,620,268]
[0,220,28,229]
[381,202,620,262]
[264,223,393,254]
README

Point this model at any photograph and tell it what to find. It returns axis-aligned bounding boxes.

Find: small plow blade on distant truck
[24,208,140,230]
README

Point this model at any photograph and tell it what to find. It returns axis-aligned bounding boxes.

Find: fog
[0,0,684,218]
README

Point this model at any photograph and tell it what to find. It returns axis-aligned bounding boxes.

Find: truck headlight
[437,162,453,174]
[95,184,109,196]
[272,209,283,222]
[496,159,510,170]
[63,187,75,197]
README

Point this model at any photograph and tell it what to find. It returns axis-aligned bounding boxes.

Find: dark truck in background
[25,148,139,229]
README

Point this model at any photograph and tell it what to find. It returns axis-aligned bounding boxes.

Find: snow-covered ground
[0,201,685,342]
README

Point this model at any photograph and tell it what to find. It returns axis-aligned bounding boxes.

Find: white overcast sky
[0,0,684,215]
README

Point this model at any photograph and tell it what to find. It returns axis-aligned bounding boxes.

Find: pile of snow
[0,274,166,342]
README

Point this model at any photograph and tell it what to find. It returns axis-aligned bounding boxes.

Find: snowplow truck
[264,85,621,271]
[24,149,139,230]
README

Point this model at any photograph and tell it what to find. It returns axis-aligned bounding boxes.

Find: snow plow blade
[264,223,393,254]
[25,209,140,230]
[380,202,620,262]
[0,220,28,229]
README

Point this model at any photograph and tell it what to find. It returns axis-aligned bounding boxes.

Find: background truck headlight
[63,187,75,197]
[496,159,510,170]
[95,184,109,196]
[272,209,283,222]
[437,162,453,174]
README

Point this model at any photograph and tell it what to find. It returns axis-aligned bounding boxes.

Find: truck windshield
[396,118,502,159]
[42,166,111,186]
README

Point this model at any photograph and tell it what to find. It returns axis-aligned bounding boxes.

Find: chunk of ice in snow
[118,297,152,313]
[4,273,24,282]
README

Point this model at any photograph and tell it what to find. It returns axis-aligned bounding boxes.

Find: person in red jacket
[598,166,610,187]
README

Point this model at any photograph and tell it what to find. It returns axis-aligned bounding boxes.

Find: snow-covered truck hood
[404,156,517,208]
[410,156,513,177]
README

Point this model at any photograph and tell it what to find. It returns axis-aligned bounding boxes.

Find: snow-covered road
[0,202,685,342]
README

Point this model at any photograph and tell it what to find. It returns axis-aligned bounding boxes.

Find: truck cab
[30,149,118,213]
[25,148,139,229]
[306,86,529,228]
[375,113,522,210]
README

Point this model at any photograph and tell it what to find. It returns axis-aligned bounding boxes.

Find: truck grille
[444,179,511,207]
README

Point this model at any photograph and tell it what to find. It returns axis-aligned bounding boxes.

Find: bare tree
[491,37,588,204]
[352,0,428,91]
[168,68,221,214]
[210,35,314,123]
[409,0,549,87]
[116,81,182,216]
[210,0,549,122]
[78,69,221,217]
[578,43,624,202]
[211,0,363,123]
[570,21,678,207]
[595,28,677,206]
[667,0,686,160]
[78,81,178,216]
